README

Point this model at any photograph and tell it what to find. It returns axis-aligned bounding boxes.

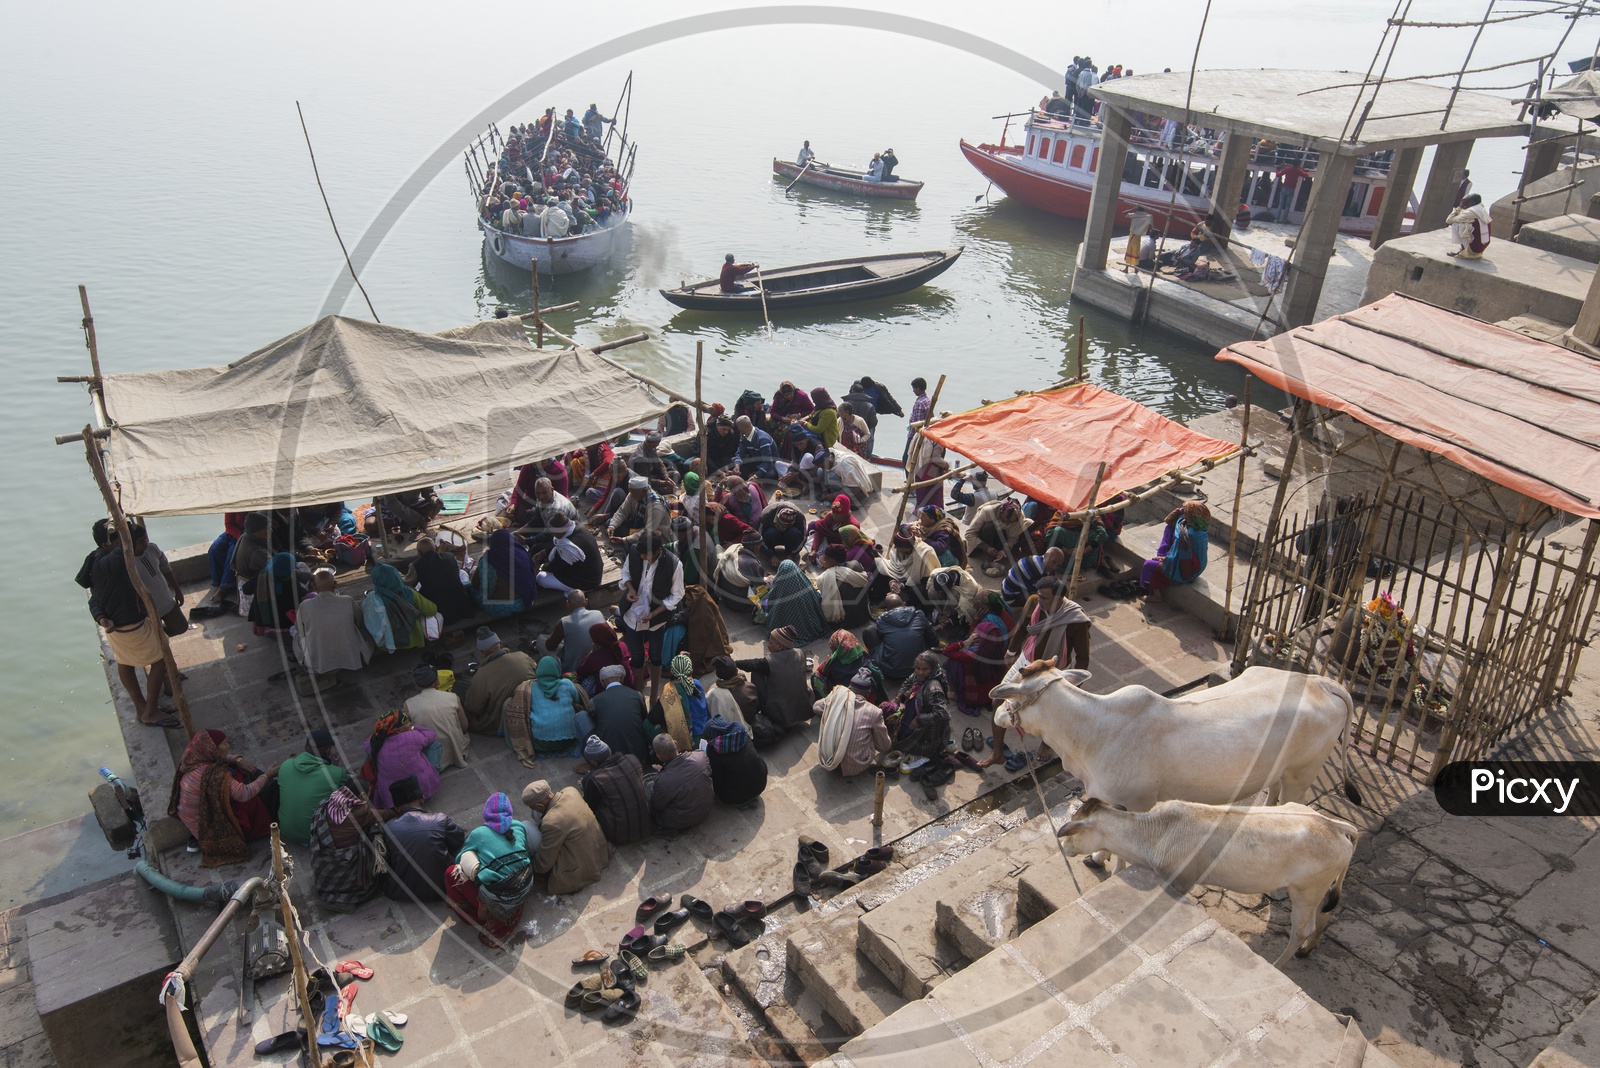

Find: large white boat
[960,110,1404,237]
[465,83,637,276]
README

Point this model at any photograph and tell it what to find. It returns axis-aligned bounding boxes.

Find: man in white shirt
[797,141,815,167]
[618,534,685,703]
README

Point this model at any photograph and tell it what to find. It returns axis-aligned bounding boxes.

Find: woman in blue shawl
[473,528,537,617]
[363,563,437,651]
[1140,501,1210,603]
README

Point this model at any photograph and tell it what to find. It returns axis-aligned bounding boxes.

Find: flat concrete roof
[1092,69,1530,152]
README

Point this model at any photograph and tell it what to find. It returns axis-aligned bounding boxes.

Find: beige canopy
[99,315,668,517]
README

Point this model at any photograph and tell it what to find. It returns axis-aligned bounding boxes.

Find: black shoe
[793,861,812,897]
[653,909,691,934]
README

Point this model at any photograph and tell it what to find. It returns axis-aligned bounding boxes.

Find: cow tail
[1337,685,1363,807]
[1322,829,1357,913]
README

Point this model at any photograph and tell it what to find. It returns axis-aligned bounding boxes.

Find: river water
[0,0,1556,836]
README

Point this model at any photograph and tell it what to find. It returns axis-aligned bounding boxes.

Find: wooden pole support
[1066,462,1106,599]
[532,267,543,348]
[695,339,711,583]
[1223,377,1253,637]
[1077,315,1086,382]
[81,426,195,738]
[272,825,323,1068]
[872,771,886,827]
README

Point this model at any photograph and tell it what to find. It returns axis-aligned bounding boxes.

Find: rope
[1001,684,1085,894]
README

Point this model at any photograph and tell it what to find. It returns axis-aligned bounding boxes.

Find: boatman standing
[721,253,758,292]
[797,141,815,167]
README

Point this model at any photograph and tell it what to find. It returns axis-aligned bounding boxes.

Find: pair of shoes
[879,751,904,771]
[919,761,956,788]
[961,728,984,751]
[654,908,691,934]
[617,949,648,983]
[647,942,687,962]
[812,869,861,888]
[713,912,764,947]
[1004,749,1030,772]
[899,755,929,774]
[621,929,667,955]
[798,836,830,879]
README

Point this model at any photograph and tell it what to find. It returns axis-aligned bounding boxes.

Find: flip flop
[141,716,183,730]
[365,1015,403,1052]
[1005,750,1030,772]
[374,1010,407,1028]
[572,950,609,968]
[337,981,358,1017]
[335,960,374,980]
[635,896,673,923]
[680,895,714,921]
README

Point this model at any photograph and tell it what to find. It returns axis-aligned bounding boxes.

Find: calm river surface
[0,0,1551,835]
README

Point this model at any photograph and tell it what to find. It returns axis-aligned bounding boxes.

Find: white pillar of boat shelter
[1370,145,1422,250]
[1414,139,1475,233]
[1280,149,1358,328]
[1081,106,1135,271]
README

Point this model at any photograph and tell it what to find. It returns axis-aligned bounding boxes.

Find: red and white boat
[960,110,1402,237]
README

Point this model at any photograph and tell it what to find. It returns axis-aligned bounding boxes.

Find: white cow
[1056,797,1358,967]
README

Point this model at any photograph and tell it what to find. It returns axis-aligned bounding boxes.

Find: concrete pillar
[1370,145,1422,250]
[1524,134,1564,186]
[1415,140,1474,233]
[1206,131,1255,249]
[1280,150,1358,329]
[1081,106,1134,271]
[1571,263,1600,347]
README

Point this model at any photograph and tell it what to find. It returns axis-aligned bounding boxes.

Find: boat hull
[960,135,1383,237]
[481,216,629,275]
[772,159,922,201]
[661,248,961,312]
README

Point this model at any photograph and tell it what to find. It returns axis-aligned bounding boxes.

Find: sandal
[635,895,673,922]
[335,960,374,980]
[366,1014,403,1052]
[572,949,609,968]
[602,989,641,1024]
[647,943,687,962]
[1005,749,1030,772]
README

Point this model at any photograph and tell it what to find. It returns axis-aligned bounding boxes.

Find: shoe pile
[288,961,405,1065]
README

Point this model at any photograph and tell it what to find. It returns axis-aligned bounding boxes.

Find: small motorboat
[660,249,962,311]
[772,158,923,201]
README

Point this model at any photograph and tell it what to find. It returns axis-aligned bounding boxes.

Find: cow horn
[1075,797,1102,818]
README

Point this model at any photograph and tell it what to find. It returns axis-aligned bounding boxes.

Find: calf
[1058,797,1358,967]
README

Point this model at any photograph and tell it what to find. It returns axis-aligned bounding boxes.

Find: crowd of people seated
[478,105,628,239]
[79,360,1225,952]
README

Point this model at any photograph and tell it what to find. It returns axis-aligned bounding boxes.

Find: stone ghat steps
[819,867,1405,1068]
[721,772,1096,1066]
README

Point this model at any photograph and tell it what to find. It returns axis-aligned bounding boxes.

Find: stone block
[1163,926,1304,1036]
[765,1000,834,1065]
[1516,213,1600,264]
[1092,974,1231,1066]
[927,947,1072,1063]
[1529,962,1600,1066]
[88,783,137,852]
[26,873,181,1068]
[787,910,905,1037]
[1017,856,1109,927]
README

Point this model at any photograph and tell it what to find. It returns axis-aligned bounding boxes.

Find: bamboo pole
[1231,398,1306,677]
[1065,462,1106,600]
[272,824,323,1068]
[601,358,715,414]
[81,426,195,738]
[1076,315,1086,382]
[1542,517,1599,702]
[532,267,543,348]
[894,374,946,529]
[695,340,712,584]
[1223,377,1253,636]
[79,285,104,390]
[872,771,886,828]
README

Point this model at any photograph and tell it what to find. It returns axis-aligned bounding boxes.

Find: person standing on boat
[583,103,612,143]
[879,148,899,182]
[1273,161,1311,215]
[720,253,758,292]
[797,141,815,167]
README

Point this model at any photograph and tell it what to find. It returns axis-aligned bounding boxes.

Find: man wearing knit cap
[403,663,471,769]
[578,736,651,845]
[589,663,655,764]
[733,624,814,731]
[382,776,466,902]
[463,626,538,735]
[524,778,612,893]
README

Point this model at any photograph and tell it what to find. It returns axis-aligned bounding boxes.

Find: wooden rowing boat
[772,159,923,201]
[659,249,962,312]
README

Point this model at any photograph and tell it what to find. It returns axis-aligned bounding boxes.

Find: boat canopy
[97,315,668,516]
[1217,294,1600,519]
[922,382,1239,514]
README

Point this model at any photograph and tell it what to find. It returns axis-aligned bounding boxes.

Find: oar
[784,159,816,193]
[973,181,993,203]
[753,264,774,336]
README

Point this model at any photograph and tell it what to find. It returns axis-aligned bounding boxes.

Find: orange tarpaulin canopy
[1217,294,1600,520]
[921,383,1240,514]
